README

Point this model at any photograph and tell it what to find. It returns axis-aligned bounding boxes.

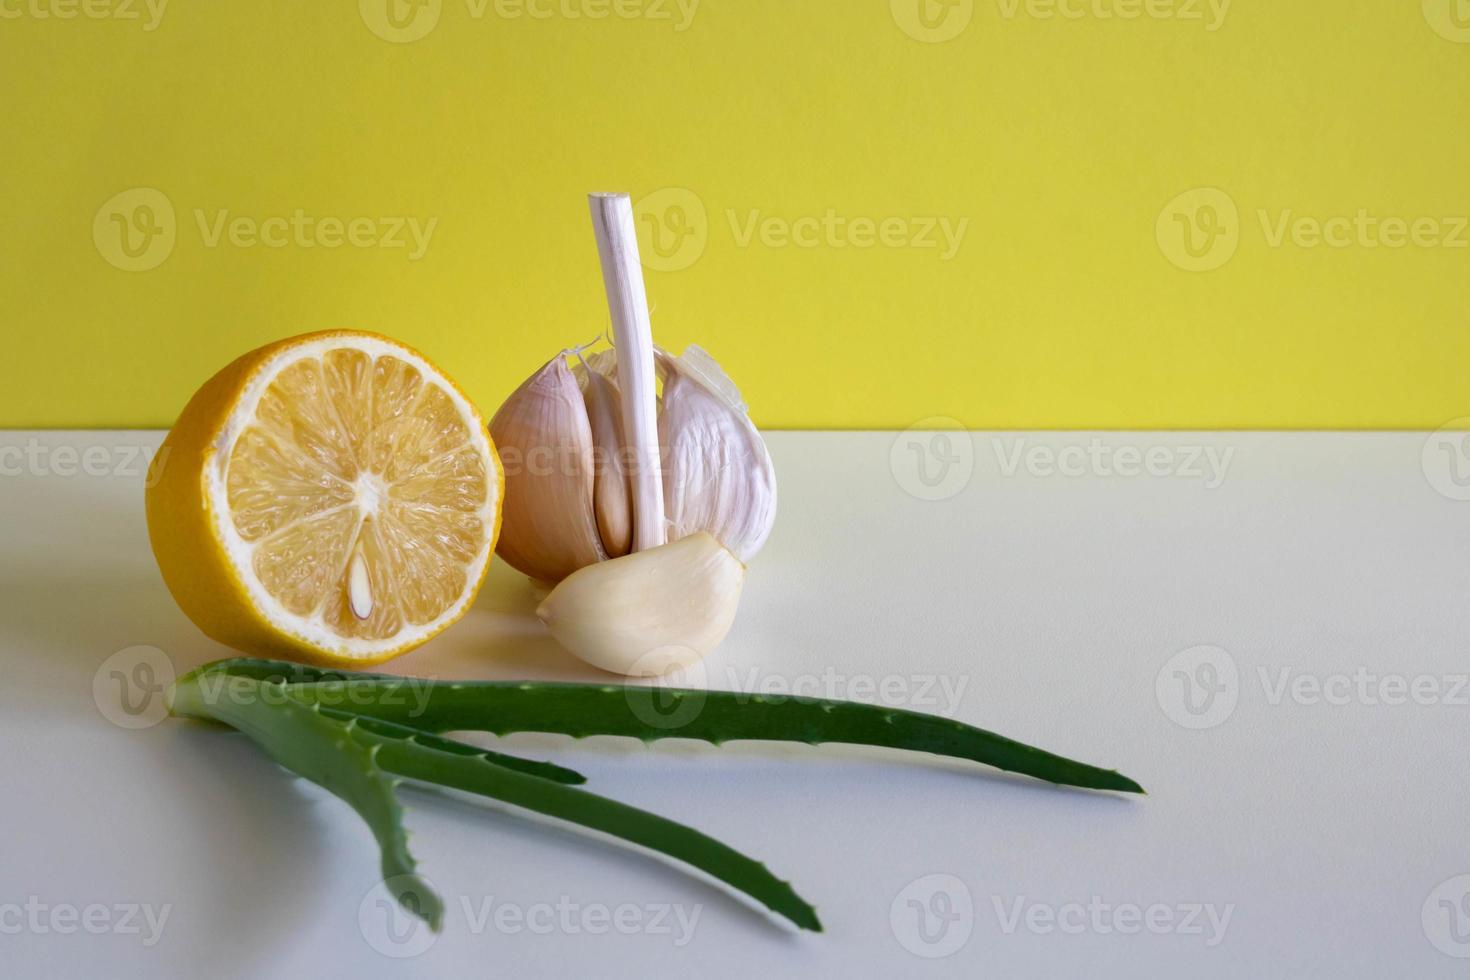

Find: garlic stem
[588,193,665,553]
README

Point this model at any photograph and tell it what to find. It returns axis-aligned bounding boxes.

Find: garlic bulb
[536,532,743,676]
[490,193,776,675]
[493,343,776,578]
[491,344,776,580]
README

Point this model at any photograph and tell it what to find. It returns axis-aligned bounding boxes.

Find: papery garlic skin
[489,354,608,583]
[535,532,744,677]
[657,346,777,564]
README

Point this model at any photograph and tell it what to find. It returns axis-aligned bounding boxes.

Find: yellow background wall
[2,0,1467,430]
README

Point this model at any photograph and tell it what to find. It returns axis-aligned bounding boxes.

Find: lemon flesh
[146,331,502,665]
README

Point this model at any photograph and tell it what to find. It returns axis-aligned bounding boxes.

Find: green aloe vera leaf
[349,722,823,932]
[259,670,1142,795]
[192,657,1141,792]
[167,671,445,930]
[169,663,820,931]
[315,708,588,786]
[177,658,401,686]
[173,661,587,785]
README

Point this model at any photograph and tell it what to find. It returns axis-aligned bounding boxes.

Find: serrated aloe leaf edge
[168,672,446,930]
[167,657,1142,933]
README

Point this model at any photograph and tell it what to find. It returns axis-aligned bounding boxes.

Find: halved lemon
[146,330,502,665]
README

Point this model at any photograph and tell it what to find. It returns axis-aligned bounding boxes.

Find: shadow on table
[150,721,340,974]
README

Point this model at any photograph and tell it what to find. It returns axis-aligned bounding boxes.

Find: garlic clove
[489,354,609,583]
[579,364,633,558]
[535,531,744,676]
[657,346,777,563]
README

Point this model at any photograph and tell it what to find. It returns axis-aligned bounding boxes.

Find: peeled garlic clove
[657,346,777,563]
[535,532,744,676]
[489,354,609,583]
[580,365,633,558]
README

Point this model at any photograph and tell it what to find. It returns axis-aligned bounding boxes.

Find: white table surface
[3,428,1469,978]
